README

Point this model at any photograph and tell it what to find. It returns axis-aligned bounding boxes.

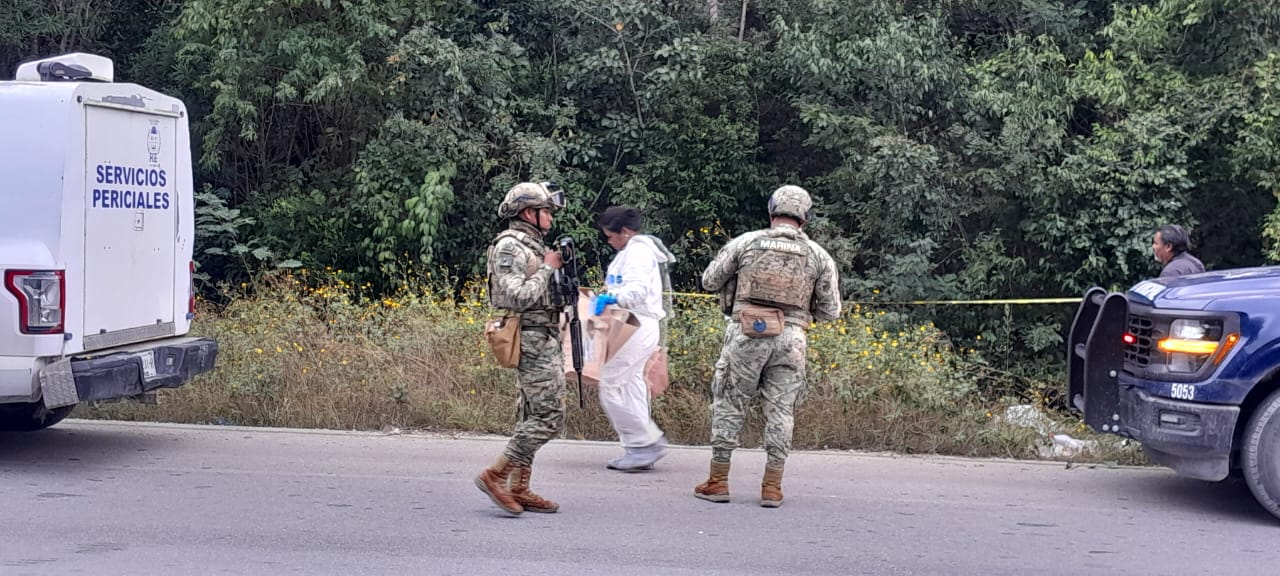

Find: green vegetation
[6,0,1276,461]
[83,270,1140,464]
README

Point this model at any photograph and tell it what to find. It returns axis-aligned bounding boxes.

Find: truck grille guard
[1067,288,1128,434]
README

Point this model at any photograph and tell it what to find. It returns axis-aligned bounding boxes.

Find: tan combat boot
[474,455,523,516]
[694,460,731,503]
[509,462,559,513]
[761,465,784,508]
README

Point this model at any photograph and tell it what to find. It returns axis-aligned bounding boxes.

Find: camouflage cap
[497,181,565,219]
[767,185,813,223]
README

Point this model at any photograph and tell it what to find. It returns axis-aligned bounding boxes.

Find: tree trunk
[738,0,748,41]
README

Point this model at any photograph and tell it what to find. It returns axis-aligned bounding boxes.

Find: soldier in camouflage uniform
[694,185,842,508]
[474,181,568,517]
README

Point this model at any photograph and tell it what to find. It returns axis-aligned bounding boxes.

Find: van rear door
[81,104,179,351]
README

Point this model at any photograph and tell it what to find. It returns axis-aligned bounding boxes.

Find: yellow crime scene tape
[665,292,1080,306]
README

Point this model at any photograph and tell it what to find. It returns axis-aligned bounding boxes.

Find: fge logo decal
[146,123,162,164]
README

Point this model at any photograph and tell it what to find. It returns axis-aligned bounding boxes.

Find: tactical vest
[485,228,558,322]
[737,235,815,312]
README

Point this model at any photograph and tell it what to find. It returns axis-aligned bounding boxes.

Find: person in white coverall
[593,206,672,472]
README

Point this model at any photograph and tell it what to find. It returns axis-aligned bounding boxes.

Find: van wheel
[1243,389,1280,520]
[0,402,75,431]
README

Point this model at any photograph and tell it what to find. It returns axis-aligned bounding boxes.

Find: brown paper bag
[601,307,641,360]
[563,317,608,386]
[562,290,642,386]
[563,288,606,386]
[644,346,670,397]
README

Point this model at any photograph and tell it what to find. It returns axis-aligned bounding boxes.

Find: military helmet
[767,185,814,223]
[497,181,565,219]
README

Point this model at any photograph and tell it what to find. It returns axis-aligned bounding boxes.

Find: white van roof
[15,53,114,83]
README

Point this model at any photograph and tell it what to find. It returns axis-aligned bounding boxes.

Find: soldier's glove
[593,293,618,315]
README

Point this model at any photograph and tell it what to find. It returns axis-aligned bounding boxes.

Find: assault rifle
[551,236,586,409]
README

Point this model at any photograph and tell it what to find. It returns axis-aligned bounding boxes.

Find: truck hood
[1127,266,1280,310]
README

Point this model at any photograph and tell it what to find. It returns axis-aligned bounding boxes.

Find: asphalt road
[1,420,1277,575]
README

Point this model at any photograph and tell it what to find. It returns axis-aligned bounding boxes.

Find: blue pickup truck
[1069,266,1280,519]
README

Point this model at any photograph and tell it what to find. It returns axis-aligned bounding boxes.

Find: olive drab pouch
[485,314,522,368]
[739,304,783,338]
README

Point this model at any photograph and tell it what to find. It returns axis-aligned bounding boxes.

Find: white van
[0,53,218,430]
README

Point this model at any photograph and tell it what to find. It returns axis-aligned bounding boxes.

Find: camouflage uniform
[486,218,566,466]
[475,181,567,516]
[696,185,841,507]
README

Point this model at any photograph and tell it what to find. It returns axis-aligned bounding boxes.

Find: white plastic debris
[1047,433,1096,458]
[1003,404,1055,437]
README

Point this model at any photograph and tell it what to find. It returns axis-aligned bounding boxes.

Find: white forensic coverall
[598,234,669,449]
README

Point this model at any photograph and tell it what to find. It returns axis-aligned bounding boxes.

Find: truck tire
[1243,388,1280,520]
[0,402,75,431]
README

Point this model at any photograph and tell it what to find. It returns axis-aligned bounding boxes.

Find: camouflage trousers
[709,322,808,468]
[503,328,567,466]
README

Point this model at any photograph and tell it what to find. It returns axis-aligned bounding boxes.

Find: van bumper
[32,336,219,407]
[71,336,218,403]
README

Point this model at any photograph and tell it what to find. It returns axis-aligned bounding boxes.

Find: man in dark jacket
[1152,224,1205,278]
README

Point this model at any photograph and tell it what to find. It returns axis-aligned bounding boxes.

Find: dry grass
[79,268,1144,465]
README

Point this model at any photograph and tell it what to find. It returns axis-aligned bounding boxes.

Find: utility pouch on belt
[739,304,783,338]
[485,314,522,368]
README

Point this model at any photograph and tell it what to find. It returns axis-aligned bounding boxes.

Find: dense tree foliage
[4,0,1279,381]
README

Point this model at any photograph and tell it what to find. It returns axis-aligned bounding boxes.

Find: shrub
[82,268,1125,462]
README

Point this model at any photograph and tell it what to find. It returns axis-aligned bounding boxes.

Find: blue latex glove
[593,293,618,315]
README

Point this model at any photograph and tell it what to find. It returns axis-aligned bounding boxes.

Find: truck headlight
[1158,319,1234,372]
[1169,319,1222,342]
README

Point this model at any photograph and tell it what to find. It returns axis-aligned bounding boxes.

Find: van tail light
[5,269,65,334]
[188,260,196,319]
